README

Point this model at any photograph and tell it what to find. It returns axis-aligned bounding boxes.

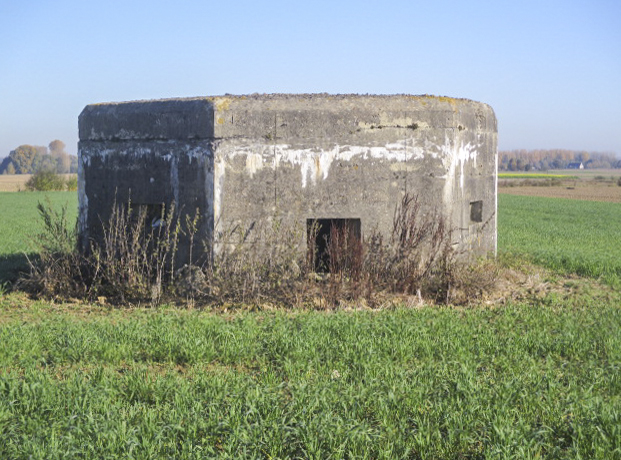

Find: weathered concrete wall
[78,94,497,265]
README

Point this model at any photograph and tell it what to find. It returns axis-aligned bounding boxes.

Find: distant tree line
[499,149,620,171]
[0,140,77,175]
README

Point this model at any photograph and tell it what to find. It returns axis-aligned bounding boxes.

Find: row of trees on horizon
[0,141,77,175]
[499,149,620,171]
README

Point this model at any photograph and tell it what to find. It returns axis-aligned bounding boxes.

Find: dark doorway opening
[307,218,361,273]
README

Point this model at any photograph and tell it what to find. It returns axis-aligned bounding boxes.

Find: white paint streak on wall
[81,148,117,167]
[82,142,206,167]
[213,156,226,227]
[184,144,207,163]
[224,139,434,188]
[440,135,480,209]
[457,143,478,190]
[245,153,264,177]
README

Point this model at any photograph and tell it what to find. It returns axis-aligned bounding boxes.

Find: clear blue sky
[1,0,619,157]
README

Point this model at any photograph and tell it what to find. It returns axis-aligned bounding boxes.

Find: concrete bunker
[78,94,497,268]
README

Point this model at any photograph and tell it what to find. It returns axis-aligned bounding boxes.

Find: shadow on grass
[0,253,36,285]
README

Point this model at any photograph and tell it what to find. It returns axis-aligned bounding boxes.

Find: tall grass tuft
[88,200,183,304]
[17,199,88,298]
[20,199,190,304]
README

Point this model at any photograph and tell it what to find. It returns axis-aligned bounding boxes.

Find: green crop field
[0,192,78,283]
[1,301,621,458]
[1,191,621,458]
[498,194,621,285]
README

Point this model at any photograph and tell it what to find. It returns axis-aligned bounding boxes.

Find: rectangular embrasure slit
[470,200,483,223]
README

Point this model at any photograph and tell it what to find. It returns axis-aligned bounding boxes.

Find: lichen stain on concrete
[207,97,233,112]
[357,113,417,131]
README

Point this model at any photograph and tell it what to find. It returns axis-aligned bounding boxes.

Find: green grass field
[0,192,78,283]
[498,194,621,285]
[1,301,620,458]
[1,191,621,458]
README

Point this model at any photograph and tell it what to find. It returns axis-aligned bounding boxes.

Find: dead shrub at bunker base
[20,193,498,307]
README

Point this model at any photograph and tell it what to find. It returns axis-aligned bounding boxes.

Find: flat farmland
[499,171,621,202]
[0,174,34,192]
[498,194,621,284]
[499,183,621,202]
[0,174,77,192]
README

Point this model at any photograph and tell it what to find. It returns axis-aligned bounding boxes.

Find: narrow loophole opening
[470,200,483,223]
